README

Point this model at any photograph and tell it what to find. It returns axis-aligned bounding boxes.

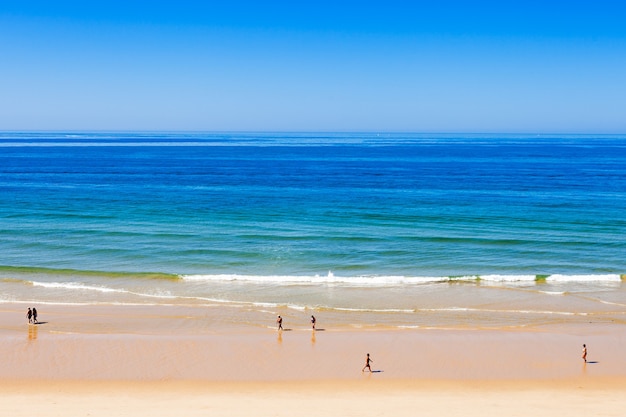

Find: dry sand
[3,379,626,417]
[1,303,625,416]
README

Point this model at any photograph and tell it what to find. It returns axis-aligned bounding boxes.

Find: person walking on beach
[27,308,33,324]
[582,344,587,363]
[362,353,373,373]
[32,307,38,324]
[311,315,316,330]
[277,315,283,330]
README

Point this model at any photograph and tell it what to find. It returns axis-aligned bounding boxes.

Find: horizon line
[1,130,626,136]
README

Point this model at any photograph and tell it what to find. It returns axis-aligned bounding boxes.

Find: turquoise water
[0,132,625,327]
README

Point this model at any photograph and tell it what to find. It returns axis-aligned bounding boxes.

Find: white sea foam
[596,299,626,307]
[181,273,622,285]
[546,274,622,282]
[421,307,472,312]
[183,273,460,285]
[539,291,566,295]
[478,275,537,282]
[251,301,280,308]
[419,306,581,316]
[29,281,234,305]
[333,307,416,313]
[32,281,125,293]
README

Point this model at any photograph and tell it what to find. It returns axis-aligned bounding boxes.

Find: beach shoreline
[2,302,625,416]
[2,302,626,380]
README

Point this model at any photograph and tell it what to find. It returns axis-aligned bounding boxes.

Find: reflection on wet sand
[28,324,38,341]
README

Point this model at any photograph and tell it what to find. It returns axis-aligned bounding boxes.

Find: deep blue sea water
[1,132,625,327]
[1,132,625,279]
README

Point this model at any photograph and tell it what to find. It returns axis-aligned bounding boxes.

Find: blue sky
[1,1,625,132]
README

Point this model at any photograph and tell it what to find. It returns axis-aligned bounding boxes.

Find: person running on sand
[582,344,587,363]
[27,308,33,324]
[277,315,283,330]
[32,307,38,324]
[311,315,316,330]
[362,353,373,372]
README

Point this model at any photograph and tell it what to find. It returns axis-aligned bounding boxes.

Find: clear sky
[1,1,625,133]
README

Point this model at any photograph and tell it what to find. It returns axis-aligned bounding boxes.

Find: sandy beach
[3,378,626,417]
[1,302,625,416]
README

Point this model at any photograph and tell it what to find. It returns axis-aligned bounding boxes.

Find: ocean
[1,132,625,329]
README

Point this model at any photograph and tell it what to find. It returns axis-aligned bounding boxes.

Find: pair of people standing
[275,315,316,330]
[27,307,39,324]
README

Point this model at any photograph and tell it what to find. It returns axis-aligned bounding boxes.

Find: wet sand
[1,303,625,416]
